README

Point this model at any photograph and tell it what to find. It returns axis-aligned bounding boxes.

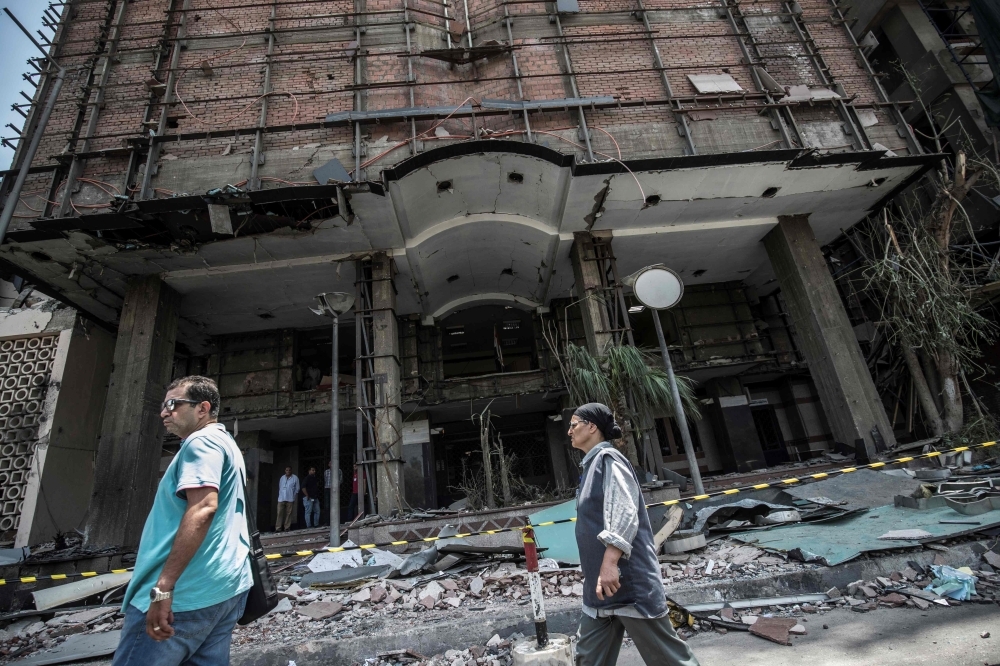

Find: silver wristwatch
[149,586,173,603]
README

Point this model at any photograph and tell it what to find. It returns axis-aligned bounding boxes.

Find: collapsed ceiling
[0,142,935,349]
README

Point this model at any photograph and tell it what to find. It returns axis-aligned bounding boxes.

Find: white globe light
[632,266,684,310]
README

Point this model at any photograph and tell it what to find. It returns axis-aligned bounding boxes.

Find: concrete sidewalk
[619,604,1000,666]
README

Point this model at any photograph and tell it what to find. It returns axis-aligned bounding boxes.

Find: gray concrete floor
[618,605,1000,666]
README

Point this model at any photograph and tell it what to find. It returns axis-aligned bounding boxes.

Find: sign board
[402,419,431,445]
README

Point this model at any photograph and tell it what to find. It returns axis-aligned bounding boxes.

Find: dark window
[440,305,536,378]
[655,416,702,458]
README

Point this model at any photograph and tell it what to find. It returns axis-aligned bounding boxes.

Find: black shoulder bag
[238,476,279,624]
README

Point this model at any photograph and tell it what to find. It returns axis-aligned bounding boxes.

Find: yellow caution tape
[1,439,993,585]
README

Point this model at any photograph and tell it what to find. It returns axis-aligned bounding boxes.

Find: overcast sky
[1,1,48,172]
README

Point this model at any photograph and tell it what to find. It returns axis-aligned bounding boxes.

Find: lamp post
[311,291,355,546]
[623,265,704,495]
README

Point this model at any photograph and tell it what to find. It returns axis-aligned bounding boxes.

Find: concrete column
[569,231,612,356]
[372,252,404,513]
[85,276,180,549]
[705,377,766,473]
[237,430,272,533]
[763,215,896,459]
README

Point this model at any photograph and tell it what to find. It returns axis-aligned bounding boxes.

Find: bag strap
[241,475,259,535]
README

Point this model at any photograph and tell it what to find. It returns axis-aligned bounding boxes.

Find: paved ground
[620,605,1000,666]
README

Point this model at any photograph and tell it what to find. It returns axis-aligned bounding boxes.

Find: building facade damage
[0,0,996,560]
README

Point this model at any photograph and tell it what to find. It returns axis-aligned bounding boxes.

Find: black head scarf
[573,402,623,441]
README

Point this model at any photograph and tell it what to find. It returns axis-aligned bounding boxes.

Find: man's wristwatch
[149,587,173,603]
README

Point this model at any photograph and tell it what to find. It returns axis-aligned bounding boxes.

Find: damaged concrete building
[0,0,958,549]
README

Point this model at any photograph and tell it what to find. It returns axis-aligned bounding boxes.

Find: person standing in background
[302,466,320,528]
[323,460,342,525]
[346,462,364,520]
[276,466,299,532]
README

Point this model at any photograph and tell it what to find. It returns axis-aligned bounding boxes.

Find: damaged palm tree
[863,151,1000,436]
[561,342,699,466]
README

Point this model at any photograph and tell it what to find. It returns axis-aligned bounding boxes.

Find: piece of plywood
[654,505,684,550]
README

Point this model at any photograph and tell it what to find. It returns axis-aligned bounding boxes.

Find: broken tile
[789,624,807,635]
[741,615,758,625]
[297,601,344,620]
[749,617,797,646]
[470,577,484,595]
[369,586,386,604]
[878,593,907,607]
[861,586,877,598]
[421,581,444,601]
[351,588,372,603]
[912,597,931,610]
[983,551,1000,569]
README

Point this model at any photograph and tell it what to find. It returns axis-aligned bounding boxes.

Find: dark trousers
[576,612,700,666]
[347,493,358,521]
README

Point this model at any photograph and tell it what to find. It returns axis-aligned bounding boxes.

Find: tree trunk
[902,345,945,436]
[480,413,495,509]
[937,350,964,433]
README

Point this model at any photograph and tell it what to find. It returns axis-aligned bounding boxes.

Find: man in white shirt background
[276,466,299,532]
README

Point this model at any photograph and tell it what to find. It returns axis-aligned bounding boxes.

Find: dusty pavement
[619,604,1000,666]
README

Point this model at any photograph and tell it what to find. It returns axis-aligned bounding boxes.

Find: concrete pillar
[85,276,179,549]
[372,252,404,513]
[569,231,612,356]
[763,215,896,459]
[237,430,272,533]
[705,378,766,472]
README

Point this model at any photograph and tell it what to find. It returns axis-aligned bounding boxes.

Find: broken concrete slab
[308,542,364,572]
[300,565,392,588]
[10,630,120,665]
[32,572,132,611]
[297,601,344,620]
[46,607,116,627]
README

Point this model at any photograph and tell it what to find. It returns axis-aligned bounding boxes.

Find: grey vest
[575,445,667,616]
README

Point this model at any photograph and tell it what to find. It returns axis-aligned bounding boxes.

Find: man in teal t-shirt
[114,376,253,666]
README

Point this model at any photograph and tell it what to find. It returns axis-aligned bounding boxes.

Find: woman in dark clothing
[570,402,700,666]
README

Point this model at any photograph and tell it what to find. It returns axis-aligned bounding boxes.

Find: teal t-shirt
[122,423,253,613]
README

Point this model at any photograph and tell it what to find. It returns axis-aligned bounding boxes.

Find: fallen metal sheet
[438,543,534,556]
[731,503,1000,566]
[944,496,1000,515]
[11,630,120,665]
[662,531,706,554]
[299,565,392,588]
[692,500,797,533]
[529,500,578,565]
[398,525,463,576]
[895,495,949,510]
[680,593,828,613]
[32,572,132,611]
[784,468,924,510]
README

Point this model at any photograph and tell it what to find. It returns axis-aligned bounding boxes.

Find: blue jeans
[303,497,320,528]
[113,591,248,666]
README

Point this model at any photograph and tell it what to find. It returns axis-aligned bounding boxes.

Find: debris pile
[0,607,121,661]
[364,634,517,666]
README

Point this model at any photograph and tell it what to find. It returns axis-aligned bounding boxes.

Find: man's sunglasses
[161,398,201,412]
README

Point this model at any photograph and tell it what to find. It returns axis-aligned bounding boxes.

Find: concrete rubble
[0,535,995,662]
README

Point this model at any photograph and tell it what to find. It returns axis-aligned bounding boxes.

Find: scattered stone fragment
[470,577,484,595]
[983,551,1000,569]
[487,634,503,647]
[982,631,991,639]
[352,588,372,603]
[912,598,931,610]
[297,602,344,621]
[369,586,387,604]
[789,624,807,635]
[749,617,798,646]
[741,615,758,626]
[825,587,841,599]
[861,586,877,599]
[878,593,907,607]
